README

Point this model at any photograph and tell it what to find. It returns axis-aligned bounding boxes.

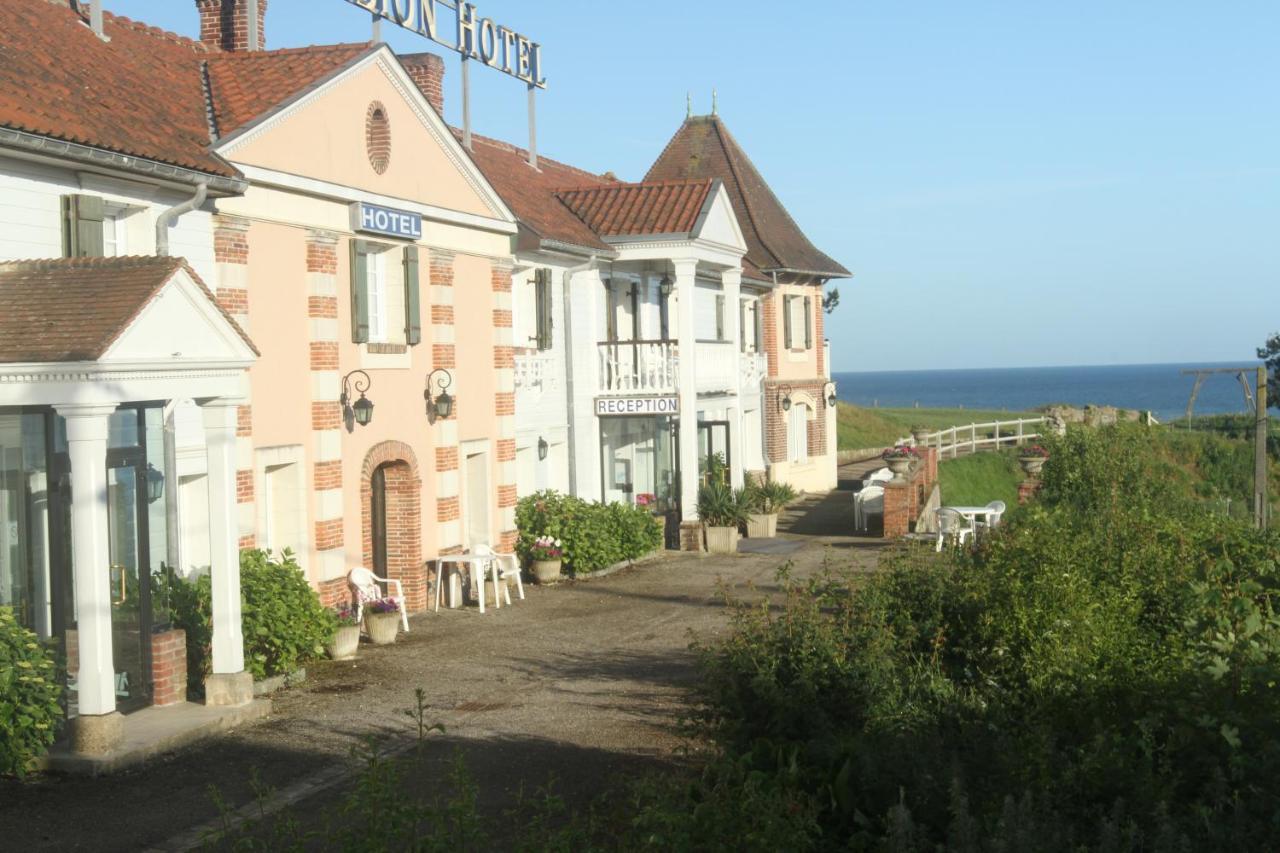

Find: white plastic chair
[981,500,1007,531]
[854,485,884,533]
[474,543,525,607]
[935,508,974,552]
[349,566,409,632]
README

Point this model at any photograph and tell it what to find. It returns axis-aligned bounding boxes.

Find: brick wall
[150,629,187,707]
[882,447,940,538]
[762,378,830,464]
[196,0,268,52]
[360,441,427,612]
[400,52,445,115]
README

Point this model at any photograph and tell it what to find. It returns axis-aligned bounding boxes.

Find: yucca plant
[697,480,748,528]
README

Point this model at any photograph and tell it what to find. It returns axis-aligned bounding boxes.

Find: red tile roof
[0,0,236,177]
[555,179,716,239]
[463,132,617,253]
[0,256,257,362]
[206,43,375,139]
[646,115,849,279]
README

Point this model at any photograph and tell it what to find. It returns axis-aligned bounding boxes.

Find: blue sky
[105,1,1279,372]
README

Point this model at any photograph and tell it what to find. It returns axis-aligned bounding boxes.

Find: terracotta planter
[364,611,400,645]
[746,512,777,538]
[531,559,563,584]
[704,526,739,554]
[1019,456,1047,476]
[326,624,360,660]
[885,456,913,479]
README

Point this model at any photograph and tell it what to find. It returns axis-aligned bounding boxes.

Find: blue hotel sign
[350,202,422,240]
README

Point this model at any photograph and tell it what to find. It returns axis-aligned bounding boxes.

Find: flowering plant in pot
[882,445,920,479]
[1019,444,1050,476]
[326,603,361,660]
[363,597,401,645]
[530,535,563,584]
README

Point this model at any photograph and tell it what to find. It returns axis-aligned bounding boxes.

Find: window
[783,295,813,351]
[102,209,128,257]
[787,402,810,464]
[351,242,420,347]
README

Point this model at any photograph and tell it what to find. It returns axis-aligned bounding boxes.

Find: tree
[822,287,840,314]
[1259,333,1280,409]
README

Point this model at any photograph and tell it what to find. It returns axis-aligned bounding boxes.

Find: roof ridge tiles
[465,132,616,185]
[207,41,374,61]
[0,255,184,270]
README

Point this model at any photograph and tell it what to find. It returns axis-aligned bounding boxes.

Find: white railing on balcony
[514,351,559,394]
[597,340,678,395]
[694,341,737,393]
[740,351,767,392]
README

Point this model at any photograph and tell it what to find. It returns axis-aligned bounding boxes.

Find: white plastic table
[943,506,998,529]
[434,553,498,614]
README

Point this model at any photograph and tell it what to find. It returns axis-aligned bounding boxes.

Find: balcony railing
[694,341,737,393]
[597,340,677,395]
[740,351,767,390]
[514,351,559,394]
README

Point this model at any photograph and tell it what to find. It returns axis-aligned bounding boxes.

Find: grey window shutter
[782,296,790,348]
[62,194,104,257]
[535,268,553,350]
[804,296,813,349]
[738,301,746,352]
[715,294,725,341]
[403,246,421,345]
[754,303,763,351]
[350,241,370,343]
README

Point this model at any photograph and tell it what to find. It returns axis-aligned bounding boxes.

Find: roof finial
[711,88,718,116]
[686,91,692,119]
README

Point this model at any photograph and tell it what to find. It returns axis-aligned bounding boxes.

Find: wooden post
[970,423,976,454]
[1017,419,1024,446]
[1257,367,1269,530]
[994,421,1000,450]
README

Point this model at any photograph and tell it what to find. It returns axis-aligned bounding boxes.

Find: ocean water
[831,362,1266,423]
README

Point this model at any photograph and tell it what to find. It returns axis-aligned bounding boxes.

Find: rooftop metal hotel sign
[344,0,546,88]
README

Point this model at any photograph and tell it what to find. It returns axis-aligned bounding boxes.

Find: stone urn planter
[885,456,913,479]
[1019,456,1047,476]
[365,612,400,646]
[704,525,739,554]
[746,512,778,538]
[531,559,563,584]
[911,426,931,445]
[326,624,360,660]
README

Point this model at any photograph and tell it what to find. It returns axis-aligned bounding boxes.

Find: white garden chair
[854,485,884,533]
[980,500,1007,531]
[935,508,974,552]
[348,567,409,632]
[474,543,525,607]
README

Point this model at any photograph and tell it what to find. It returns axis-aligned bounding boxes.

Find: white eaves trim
[234,163,517,236]
[213,47,516,226]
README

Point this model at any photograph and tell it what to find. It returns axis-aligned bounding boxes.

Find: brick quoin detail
[429,252,455,286]
[493,347,514,370]
[305,237,338,275]
[212,216,249,264]
[150,629,187,707]
[430,305,454,324]
[496,438,516,463]
[497,484,517,509]
[494,392,515,417]
[498,530,518,552]
[308,296,338,319]
[316,577,349,609]
[435,446,458,472]
[314,460,342,490]
[236,405,252,437]
[437,495,460,523]
[310,341,338,370]
[431,344,456,369]
[815,291,826,377]
[216,288,248,315]
[490,262,513,292]
[360,441,426,613]
[492,308,512,328]
[312,401,341,431]
[762,292,779,378]
[314,518,343,550]
[236,469,254,503]
[238,534,256,549]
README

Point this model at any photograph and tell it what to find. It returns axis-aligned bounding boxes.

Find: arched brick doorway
[361,441,426,612]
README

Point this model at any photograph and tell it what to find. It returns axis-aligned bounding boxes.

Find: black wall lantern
[340,369,374,430]
[658,260,673,297]
[145,463,165,503]
[425,368,454,422]
[825,382,838,409]
[779,384,794,412]
[537,437,549,460]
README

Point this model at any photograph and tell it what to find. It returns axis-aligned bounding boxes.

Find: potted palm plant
[744,475,797,538]
[529,535,563,584]
[364,597,401,645]
[698,480,747,553]
[325,603,360,660]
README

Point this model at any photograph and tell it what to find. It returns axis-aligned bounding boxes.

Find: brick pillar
[400,52,445,114]
[150,629,187,707]
[1018,478,1042,505]
[491,260,519,554]
[814,289,825,377]
[882,479,911,538]
[213,215,256,549]
[306,230,347,602]
[430,251,463,575]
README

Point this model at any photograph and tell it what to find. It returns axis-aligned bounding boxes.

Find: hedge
[515,490,662,575]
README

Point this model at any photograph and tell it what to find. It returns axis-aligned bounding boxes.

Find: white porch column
[675,260,700,537]
[200,399,253,706]
[57,405,122,751]
[722,268,744,490]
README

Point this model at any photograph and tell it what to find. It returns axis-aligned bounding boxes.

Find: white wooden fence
[922,417,1047,459]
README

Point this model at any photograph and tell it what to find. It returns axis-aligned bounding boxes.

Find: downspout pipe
[156,182,208,257]
[561,253,598,496]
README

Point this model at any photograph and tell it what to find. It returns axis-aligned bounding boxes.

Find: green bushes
[0,608,63,777]
[168,549,335,688]
[515,490,662,575]
[687,423,1280,849]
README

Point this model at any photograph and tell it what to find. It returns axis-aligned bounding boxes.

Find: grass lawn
[936,450,1024,509]
[837,403,1041,451]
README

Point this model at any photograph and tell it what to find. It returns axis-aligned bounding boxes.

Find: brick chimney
[196,0,267,52]
[399,53,445,115]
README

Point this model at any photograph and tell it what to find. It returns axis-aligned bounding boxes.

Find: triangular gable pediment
[691,182,748,254]
[216,48,514,224]
[103,268,256,365]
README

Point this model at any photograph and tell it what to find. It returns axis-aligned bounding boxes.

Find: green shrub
[167,567,212,692]
[515,490,661,575]
[696,480,748,527]
[0,608,63,777]
[744,474,797,513]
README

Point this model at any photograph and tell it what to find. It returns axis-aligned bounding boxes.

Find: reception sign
[596,397,679,416]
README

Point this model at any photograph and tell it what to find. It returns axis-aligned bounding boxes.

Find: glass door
[106,450,151,712]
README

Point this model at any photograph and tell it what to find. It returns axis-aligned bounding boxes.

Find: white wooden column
[675,260,700,521]
[722,268,744,490]
[56,405,117,718]
[201,400,245,677]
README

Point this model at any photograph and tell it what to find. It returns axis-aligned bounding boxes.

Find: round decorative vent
[365,101,391,174]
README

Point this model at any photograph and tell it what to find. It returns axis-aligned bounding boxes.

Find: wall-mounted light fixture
[658,260,673,297]
[340,369,374,430]
[824,382,838,409]
[537,437,549,460]
[779,384,794,412]
[425,368,454,423]
[145,463,165,503]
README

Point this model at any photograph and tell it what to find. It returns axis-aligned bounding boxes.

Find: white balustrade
[694,342,737,393]
[596,341,678,395]
[740,351,767,392]
[514,351,559,393]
